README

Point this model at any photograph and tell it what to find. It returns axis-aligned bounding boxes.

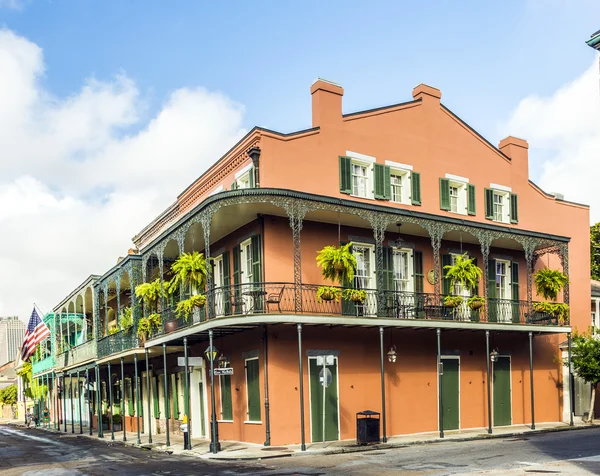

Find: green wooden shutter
[231,181,238,190]
[172,374,179,419]
[470,258,479,322]
[485,189,494,220]
[442,254,452,295]
[487,259,497,322]
[127,379,134,416]
[510,193,518,224]
[339,156,352,194]
[413,250,424,294]
[251,235,261,284]
[467,184,476,216]
[382,246,394,291]
[246,359,261,422]
[411,172,421,206]
[222,251,231,316]
[383,166,391,200]
[341,241,354,316]
[511,262,520,323]
[440,178,450,211]
[221,375,233,421]
[152,377,159,417]
[248,166,255,188]
[374,163,385,199]
[232,245,242,315]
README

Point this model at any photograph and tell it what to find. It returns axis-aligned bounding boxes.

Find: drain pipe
[263,324,271,446]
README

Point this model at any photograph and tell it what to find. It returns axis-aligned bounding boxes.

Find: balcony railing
[32,356,56,375]
[97,328,138,359]
[153,282,564,337]
[55,339,98,369]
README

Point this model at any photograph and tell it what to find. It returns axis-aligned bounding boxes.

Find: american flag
[20,308,51,362]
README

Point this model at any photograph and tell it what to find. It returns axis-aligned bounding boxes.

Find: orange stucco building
[76,79,590,449]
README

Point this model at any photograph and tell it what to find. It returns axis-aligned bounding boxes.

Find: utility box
[356,410,380,445]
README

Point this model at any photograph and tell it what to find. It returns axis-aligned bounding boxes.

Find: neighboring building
[0,359,17,390]
[0,316,25,367]
[586,30,600,51]
[36,80,589,447]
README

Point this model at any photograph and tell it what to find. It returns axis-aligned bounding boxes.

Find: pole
[322,353,326,447]
[183,337,191,450]
[108,361,114,441]
[209,329,219,453]
[52,372,57,430]
[134,353,141,445]
[379,327,387,443]
[121,357,126,441]
[145,348,152,443]
[162,343,170,447]
[78,370,83,434]
[568,333,574,426]
[529,332,535,430]
[96,366,103,438]
[486,330,492,434]
[263,325,271,446]
[86,367,92,435]
[297,323,306,451]
[70,373,74,434]
[437,328,443,438]
[63,376,67,432]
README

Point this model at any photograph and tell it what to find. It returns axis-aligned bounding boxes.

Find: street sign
[214,367,234,376]
[319,368,332,388]
[316,355,335,366]
[178,357,204,367]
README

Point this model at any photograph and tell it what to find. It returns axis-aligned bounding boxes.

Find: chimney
[311,78,343,128]
[412,84,442,103]
[498,136,529,176]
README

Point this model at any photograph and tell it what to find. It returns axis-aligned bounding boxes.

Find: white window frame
[240,239,252,285]
[446,174,468,215]
[218,375,233,423]
[352,243,376,290]
[244,357,261,424]
[389,168,411,204]
[393,247,413,292]
[492,190,510,224]
[347,152,375,200]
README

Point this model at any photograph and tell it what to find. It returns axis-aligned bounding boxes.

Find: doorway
[493,356,512,426]
[309,356,339,442]
[441,357,460,430]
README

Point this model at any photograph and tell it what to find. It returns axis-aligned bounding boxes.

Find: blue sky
[2,0,598,138]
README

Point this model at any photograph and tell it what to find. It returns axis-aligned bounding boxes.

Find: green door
[309,358,339,442]
[441,358,459,430]
[493,357,511,427]
[199,382,206,437]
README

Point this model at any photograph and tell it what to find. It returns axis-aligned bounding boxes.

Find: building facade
[33,80,589,448]
[0,316,25,367]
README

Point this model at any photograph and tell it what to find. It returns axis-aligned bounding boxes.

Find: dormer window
[231,163,255,190]
[440,175,475,216]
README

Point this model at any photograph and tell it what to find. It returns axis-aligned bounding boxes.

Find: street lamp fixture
[204,345,219,363]
[490,349,499,363]
[217,353,229,368]
[387,345,397,363]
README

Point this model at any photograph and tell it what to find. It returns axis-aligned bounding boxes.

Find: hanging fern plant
[443,253,482,293]
[316,242,357,284]
[167,251,208,296]
[533,268,568,301]
[175,294,207,321]
[134,278,164,311]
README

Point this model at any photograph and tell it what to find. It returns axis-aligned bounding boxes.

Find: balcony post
[201,212,214,319]
[145,348,153,443]
[183,336,191,450]
[529,332,535,430]
[52,371,57,431]
[523,242,535,321]
[208,329,220,453]
[108,362,114,440]
[70,373,75,434]
[86,367,92,435]
[103,284,109,338]
[63,375,67,432]
[284,202,308,313]
[263,325,271,446]
[162,343,170,447]
[78,369,82,434]
[486,330,492,434]
[134,352,141,444]
[157,248,166,333]
[437,329,443,438]
[121,357,127,442]
[96,366,103,438]
[558,243,570,306]
[379,326,387,443]
[426,224,443,299]
[297,323,306,451]
[478,234,492,321]
[568,333,574,426]
[369,216,387,316]
[116,279,121,331]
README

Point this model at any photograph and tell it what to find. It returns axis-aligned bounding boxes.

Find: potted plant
[101,414,109,431]
[533,267,569,324]
[108,326,119,335]
[174,294,207,322]
[467,295,485,310]
[137,313,162,343]
[165,252,208,328]
[135,278,164,341]
[112,414,122,431]
[444,253,482,293]
[119,307,133,331]
[316,285,342,303]
[443,295,464,308]
[316,243,363,304]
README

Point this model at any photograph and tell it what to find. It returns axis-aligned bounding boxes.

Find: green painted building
[587,30,600,51]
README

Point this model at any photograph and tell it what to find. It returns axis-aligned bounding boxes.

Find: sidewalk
[1,417,597,461]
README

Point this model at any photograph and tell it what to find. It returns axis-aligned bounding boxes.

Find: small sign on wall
[177,357,204,367]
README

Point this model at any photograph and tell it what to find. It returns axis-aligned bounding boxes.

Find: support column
[121,357,126,441]
[63,376,67,432]
[116,281,121,331]
[201,214,214,319]
[78,370,82,434]
[427,224,444,299]
[208,329,219,453]
[86,367,92,435]
[297,323,306,451]
[479,235,492,322]
[70,373,75,434]
[371,218,387,316]
[183,337,191,450]
[379,327,387,443]
[134,353,141,445]
[96,366,103,438]
[162,343,170,447]
[286,202,308,313]
[158,250,165,332]
[568,333,574,426]
[263,325,271,446]
[108,362,114,441]
[52,372,57,430]
[486,330,492,434]
[145,348,153,443]
[529,332,535,430]
[437,329,443,438]
[524,244,535,319]
[559,244,570,306]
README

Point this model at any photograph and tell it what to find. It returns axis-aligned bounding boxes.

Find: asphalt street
[3,423,600,475]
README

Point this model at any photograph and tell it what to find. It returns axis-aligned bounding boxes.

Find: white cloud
[0,29,247,321]
[501,59,600,223]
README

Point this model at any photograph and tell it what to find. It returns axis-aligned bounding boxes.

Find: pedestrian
[43,407,49,428]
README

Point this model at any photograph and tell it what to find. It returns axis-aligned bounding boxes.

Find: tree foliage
[565,329,600,420]
[0,384,17,405]
[592,223,600,281]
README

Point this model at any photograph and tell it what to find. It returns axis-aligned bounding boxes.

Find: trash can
[356,410,380,445]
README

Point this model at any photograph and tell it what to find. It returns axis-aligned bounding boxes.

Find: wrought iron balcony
[97,328,138,359]
[151,282,565,337]
[32,355,56,375]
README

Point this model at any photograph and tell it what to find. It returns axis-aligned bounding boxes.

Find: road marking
[515,461,539,466]
[0,427,71,447]
[569,454,600,462]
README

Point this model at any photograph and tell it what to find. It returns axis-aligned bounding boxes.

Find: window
[352,244,374,289]
[390,173,403,203]
[495,260,511,300]
[213,255,224,288]
[352,163,368,198]
[485,187,517,223]
[440,176,473,215]
[220,375,233,421]
[493,192,505,222]
[233,164,255,190]
[449,186,460,213]
[245,358,261,422]
[240,239,253,285]
[388,168,412,204]
[393,249,412,292]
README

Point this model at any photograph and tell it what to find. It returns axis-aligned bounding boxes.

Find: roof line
[343,98,422,118]
[528,180,589,208]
